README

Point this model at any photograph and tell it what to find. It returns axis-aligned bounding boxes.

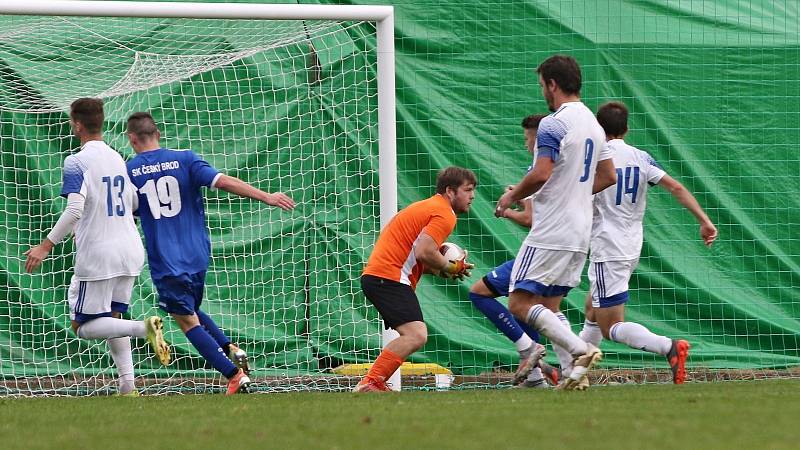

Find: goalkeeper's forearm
[414,233,472,278]
[414,234,449,271]
[46,193,84,244]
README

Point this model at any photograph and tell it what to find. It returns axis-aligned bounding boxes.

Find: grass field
[1,380,798,450]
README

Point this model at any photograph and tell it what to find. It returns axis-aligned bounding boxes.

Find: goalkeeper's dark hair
[536,54,581,95]
[126,112,160,140]
[597,101,629,137]
[436,166,477,194]
[70,98,104,134]
[521,114,546,130]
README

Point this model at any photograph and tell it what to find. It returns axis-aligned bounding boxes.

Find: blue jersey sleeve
[536,116,568,162]
[60,155,85,198]
[188,151,220,189]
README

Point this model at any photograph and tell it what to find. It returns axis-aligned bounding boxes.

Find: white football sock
[77,317,147,340]
[527,366,544,382]
[107,337,135,394]
[514,334,534,353]
[552,312,575,377]
[526,305,588,356]
[609,322,672,355]
[579,320,603,347]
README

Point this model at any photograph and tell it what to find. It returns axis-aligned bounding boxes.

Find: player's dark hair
[69,98,104,134]
[596,101,629,137]
[521,114,547,130]
[126,112,160,140]
[536,55,581,95]
[436,166,477,194]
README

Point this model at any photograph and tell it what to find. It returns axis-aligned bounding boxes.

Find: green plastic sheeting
[0,0,798,387]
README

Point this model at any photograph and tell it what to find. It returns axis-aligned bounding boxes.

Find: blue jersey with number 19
[127,148,221,280]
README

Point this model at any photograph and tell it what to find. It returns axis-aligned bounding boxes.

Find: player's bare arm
[592,158,617,194]
[502,195,533,228]
[495,156,553,216]
[214,174,296,211]
[24,239,54,273]
[657,174,718,246]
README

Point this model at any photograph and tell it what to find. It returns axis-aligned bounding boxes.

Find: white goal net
[0,4,393,395]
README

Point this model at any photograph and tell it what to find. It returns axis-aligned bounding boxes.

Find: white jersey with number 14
[589,139,666,262]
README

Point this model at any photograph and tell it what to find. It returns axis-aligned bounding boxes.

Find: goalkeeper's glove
[438,254,474,281]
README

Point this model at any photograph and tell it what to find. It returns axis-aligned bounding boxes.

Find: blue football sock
[519,321,541,344]
[469,292,539,343]
[197,310,231,350]
[185,325,239,379]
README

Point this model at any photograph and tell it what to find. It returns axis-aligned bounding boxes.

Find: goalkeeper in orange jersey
[354,167,476,392]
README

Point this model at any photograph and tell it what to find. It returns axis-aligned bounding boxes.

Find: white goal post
[0,0,399,395]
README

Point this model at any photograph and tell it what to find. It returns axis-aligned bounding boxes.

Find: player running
[468,114,559,388]
[495,55,617,390]
[125,112,295,395]
[577,101,718,384]
[25,98,169,396]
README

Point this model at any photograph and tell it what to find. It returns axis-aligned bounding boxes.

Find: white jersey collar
[80,140,108,151]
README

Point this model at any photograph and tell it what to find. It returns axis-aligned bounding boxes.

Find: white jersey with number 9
[524,102,610,253]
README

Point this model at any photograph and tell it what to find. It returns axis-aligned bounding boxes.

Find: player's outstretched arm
[24,192,85,273]
[658,174,718,246]
[214,174,296,211]
[592,158,617,194]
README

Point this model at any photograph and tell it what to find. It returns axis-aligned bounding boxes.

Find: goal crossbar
[0,1,393,21]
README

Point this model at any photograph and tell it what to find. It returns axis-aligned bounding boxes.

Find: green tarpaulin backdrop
[0,1,798,387]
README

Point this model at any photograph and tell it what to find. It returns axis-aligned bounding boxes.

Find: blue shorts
[153,271,206,315]
[482,259,515,297]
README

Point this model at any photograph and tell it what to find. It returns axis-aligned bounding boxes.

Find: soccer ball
[439,242,466,261]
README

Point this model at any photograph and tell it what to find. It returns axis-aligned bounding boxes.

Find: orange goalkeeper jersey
[363,194,457,290]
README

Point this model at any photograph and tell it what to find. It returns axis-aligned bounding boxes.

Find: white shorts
[588,259,639,308]
[68,275,136,323]
[509,245,586,297]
